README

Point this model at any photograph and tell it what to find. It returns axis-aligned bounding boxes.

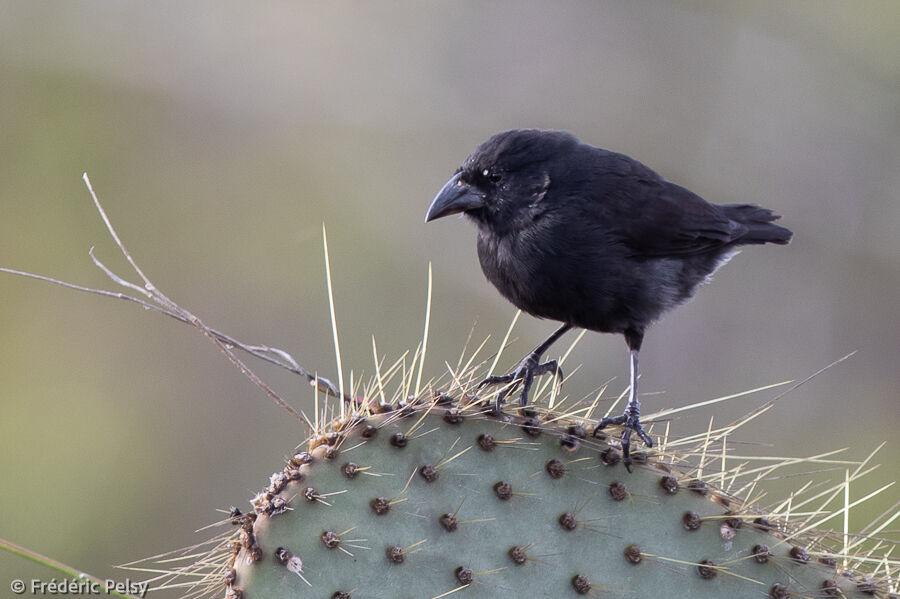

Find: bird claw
[593,410,653,473]
[477,355,563,412]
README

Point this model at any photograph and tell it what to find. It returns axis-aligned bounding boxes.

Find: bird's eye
[483,169,502,183]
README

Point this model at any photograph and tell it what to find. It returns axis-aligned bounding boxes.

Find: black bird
[425,129,792,470]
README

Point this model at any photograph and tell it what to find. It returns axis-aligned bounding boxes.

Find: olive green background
[1,3,897,596]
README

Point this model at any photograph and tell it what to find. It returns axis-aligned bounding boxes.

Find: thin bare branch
[0,174,361,430]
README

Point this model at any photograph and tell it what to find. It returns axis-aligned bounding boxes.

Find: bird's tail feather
[722,203,793,245]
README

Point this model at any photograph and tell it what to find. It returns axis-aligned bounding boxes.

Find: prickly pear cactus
[223,394,893,598]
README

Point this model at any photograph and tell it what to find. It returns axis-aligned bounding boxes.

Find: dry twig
[0,173,355,431]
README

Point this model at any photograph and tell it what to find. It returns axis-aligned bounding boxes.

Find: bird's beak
[425,173,486,222]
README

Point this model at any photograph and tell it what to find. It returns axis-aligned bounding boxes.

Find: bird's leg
[478,323,571,412]
[594,336,654,472]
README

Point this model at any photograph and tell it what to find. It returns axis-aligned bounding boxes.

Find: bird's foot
[477,354,563,413]
[593,409,653,472]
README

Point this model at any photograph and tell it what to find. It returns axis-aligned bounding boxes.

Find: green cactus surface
[224,395,893,599]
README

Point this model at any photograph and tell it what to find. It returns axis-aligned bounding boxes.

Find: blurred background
[1,2,898,595]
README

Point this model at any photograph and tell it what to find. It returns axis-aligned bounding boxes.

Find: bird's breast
[476,230,533,309]
[475,222,657,335]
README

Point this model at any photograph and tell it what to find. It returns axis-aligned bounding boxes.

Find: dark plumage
[426,129,792,470]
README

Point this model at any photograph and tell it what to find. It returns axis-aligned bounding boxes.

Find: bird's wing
[618,181,746,257]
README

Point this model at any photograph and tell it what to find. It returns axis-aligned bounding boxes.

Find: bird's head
[425,129,578,232]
